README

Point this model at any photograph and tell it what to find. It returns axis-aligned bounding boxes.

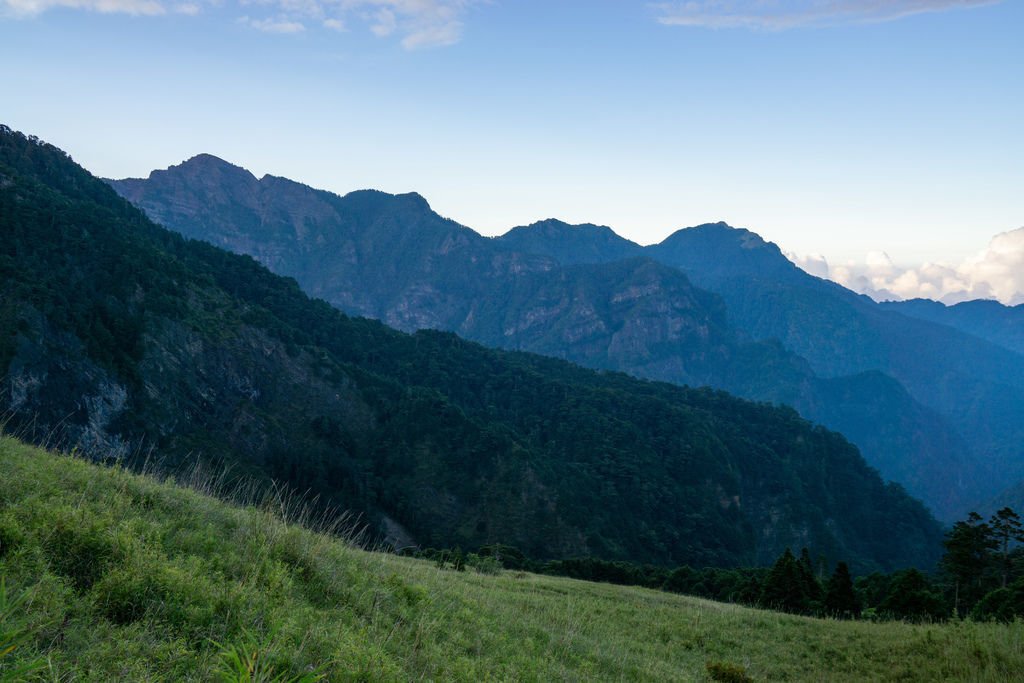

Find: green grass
[1,435,1022,682]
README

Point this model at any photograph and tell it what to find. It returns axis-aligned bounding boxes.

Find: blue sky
[2,1,1022,299]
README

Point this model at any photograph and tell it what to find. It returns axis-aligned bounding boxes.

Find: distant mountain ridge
[109,155,1023,521]
[881,298,1024,357]
[500,216,1024,514]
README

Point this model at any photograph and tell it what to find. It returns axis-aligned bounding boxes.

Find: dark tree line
[942,507,1024,619]
[413,506,1024,623]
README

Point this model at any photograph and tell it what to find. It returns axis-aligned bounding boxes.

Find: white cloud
[788,227,1024,305]
[653,0,1003,30]
[401,16,461,48]
[2,0,166,16]
[786,251,830,279]
[2,0,477,48]
[354,0,473,48]
[369,6,396,35]
[239,14,305,32]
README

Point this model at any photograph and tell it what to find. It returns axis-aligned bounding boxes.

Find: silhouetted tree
[971,576,1024,622]
[760,548,812,614]
[879,569,946,622]
[941,511,996,615]
[989,507,1024,588]
[823,562,860,619]
[798,547,822,609]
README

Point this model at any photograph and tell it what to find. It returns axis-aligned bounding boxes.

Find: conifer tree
[798,547,822,608]
[760,548,811,614]
[989,507,1024,588]
[823,562,860,619]
[941,511,996,614]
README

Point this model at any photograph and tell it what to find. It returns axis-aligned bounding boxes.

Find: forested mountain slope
[500,219,1024,515]
[112,156,989,521]
[0,125,942,571]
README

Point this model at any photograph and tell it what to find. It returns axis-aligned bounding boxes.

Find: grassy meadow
[1,434,1022,681]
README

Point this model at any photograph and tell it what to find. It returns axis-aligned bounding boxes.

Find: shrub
[0,516,24,559]
[971,579,1024,622]
[42,514,122,591]
[90,548,227,640]
[91,564,156,625]
[706,660,754,682]
[384,573,427,608]
[466,553,501,575]
[211,628,325,683]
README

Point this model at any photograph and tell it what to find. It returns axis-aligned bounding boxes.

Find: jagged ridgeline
[0,125,941,571]
[108,155,1013,524]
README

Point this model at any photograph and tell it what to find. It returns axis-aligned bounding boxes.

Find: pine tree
[823,562,860,619]
[760,548,811,614]
[989,507,1024,588]
[941,511,996,615]
[798,547,822,609]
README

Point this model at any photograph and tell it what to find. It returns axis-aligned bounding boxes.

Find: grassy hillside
[1,437,1021,682]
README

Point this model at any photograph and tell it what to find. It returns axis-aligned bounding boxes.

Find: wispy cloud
[788,227,1024,305]
[2,0,166,16]
[1,0,478,48]
[653,0,1003,30]
[239,14,306,33]
[353,0,472,49]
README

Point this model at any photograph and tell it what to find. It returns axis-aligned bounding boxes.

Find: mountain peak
[182,152,232,167]
[162,153,257,183]
[667,221,757,241]
[495,218,642,265]
[397,191,431,211]
[527,218,627,238]
[650,223,799,282]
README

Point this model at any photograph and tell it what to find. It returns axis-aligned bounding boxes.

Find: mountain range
[881,298,1024,357]
[0,124,943,571]
[110,154,1024,521]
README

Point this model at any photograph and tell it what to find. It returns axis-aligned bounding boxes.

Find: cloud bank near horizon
[653,0,1002,30]
[788,227,1024,306]
[0,0,476,48]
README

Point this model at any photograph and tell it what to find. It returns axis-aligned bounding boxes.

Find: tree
[988,507,1024,588]
[823,562,860,619]
[760,548,812,615]
[941,511,996,615]
[971,576,1024,622]
[663,565,698,595]
[878,569,946,622]
[797,547,822,609]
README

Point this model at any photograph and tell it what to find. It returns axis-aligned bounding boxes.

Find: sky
[2,0,1022,303]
